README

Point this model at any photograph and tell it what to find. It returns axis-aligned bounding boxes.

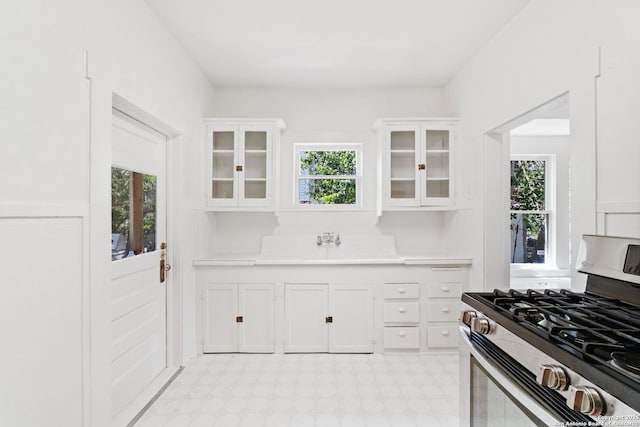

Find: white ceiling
[145,0,530,88]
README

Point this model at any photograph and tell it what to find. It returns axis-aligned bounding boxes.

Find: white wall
[0,1,215,426]
[444,0,640,292]
[207,88,454,255]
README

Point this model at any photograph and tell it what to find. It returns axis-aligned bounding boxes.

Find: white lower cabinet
[284,283,374,353]
[383,283,420,351]
[197,263,470,354]
[426,267,467,349]
[203,283,275,353]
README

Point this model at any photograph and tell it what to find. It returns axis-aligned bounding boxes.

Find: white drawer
[427,301,459,322]
[384,302,420,323]
[427,326,459,348]
[384,283,419,299]
[427,282,462,298]
[429,267,467,284]
[384,327,420,349]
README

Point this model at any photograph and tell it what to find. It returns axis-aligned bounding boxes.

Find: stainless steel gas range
[459,235,640,427]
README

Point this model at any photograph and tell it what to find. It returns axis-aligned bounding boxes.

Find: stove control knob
[461,310,477,326]
[536,364,569,390]
[566,386,606,416]
[470,317,493,335]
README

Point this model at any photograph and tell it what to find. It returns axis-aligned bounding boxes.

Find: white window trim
[510,154,557,272]
[293,143,363,210]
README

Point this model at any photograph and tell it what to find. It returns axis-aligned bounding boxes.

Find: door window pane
[111,167,157,260]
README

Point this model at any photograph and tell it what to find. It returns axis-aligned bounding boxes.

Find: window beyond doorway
[510,157,553,265]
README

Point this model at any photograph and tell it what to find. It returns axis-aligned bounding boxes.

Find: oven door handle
[460,327,563,427]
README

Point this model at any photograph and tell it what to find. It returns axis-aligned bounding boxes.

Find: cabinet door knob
[236,165,243,172]
[398,307,407,313]
[441,330,450,336]
[417,163,426,170]
[398,331,407,337]
[441,286,450,292]
[441,307,450,313]
[397,287,406,293]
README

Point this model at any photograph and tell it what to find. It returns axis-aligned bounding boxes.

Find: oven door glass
[471,356,543,427]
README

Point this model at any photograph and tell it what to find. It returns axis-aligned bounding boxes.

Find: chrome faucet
[316,232,341,246]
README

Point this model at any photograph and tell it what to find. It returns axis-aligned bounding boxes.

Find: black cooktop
[462,287,640,411]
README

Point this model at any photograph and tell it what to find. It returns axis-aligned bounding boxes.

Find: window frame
[509,154,557,270]
[293,143,363,210]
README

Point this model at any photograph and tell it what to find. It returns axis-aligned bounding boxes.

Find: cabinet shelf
[212,150,235,154]
[391,177,416,181]
[426,177,449,181]
[212,177,233,181]
[426,149,449,154]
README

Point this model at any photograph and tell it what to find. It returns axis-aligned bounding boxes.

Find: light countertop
[193,255,472,266]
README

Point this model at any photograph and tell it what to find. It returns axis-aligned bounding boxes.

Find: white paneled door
[329,284,374,353]
[110,110,167,423]
[285,284,329,353]
[203,284,238,353]
[238,284,275,353]
[203,283,275,353]
[284,283,374,353]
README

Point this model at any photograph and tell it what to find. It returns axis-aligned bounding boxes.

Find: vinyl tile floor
[135,353,460,427]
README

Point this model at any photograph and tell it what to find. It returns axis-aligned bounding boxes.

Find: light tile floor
[135,353,460,427]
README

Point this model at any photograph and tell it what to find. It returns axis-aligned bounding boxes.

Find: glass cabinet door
[421,128,451,204]
[389,128,419,204]
[211,130,236,200]
[205,119,283,210]
[241,130,268,201]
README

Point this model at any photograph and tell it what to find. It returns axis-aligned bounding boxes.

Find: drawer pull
[397,287,406,293]
[398,307,407,313]
[441,307,450,313]
[441,286,450,292]
[441,330,450,336]
[398,331,407,337]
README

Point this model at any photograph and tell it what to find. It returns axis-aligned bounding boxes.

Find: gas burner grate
[475,288,640,377]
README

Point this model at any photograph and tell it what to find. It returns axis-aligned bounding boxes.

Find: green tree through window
[510,160,547,263]
[299,150,357,205]
[111,168,157,259]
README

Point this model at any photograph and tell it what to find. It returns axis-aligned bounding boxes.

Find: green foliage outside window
[299,150,357,205]
[510,160,545,237]
[111,168,157,249]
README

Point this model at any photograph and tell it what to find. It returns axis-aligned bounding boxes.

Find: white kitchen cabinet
[383,282,420,351]
[204,118,285,210]
[203,283,275,353]
[284,283,374,353]
[425,267,467,349]
[374,118,458,210]
[329,284,375,353]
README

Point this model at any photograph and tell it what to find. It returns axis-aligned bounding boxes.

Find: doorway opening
[483,93,571,291]
[109,94,183,427]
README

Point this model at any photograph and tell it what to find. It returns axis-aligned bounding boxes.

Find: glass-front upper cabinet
[205,119,285,210]
[376,119,457,211]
